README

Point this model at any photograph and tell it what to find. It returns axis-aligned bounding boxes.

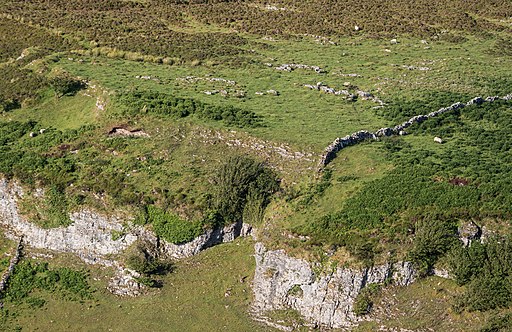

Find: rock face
[252,243,416,329]
[458,220,482,247]
[0,178,251,295]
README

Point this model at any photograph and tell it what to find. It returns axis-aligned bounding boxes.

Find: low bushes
[115,90,262,128]
[449,236,512,312]
[4,260,91,304]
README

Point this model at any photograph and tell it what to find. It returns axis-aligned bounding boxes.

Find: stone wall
[318,93,512,170]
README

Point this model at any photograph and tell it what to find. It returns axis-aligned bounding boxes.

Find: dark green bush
[446,242,486,285]
[4,260,92,304]
[480,312,512,332]
[449,236,512,313]
[408,218,458,274]
[211,156,279,224]
[458,276,512,312]
[353,283,381,316]
[49,73,86,97]
[125,240,173,276]
[115,90,261,128]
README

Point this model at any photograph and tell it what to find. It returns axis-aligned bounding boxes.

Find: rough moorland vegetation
[0,0,511,330]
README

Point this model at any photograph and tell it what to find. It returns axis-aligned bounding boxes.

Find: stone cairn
[318,94,512,170]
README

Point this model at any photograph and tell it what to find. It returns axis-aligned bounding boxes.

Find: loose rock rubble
[108,126,150,138]
[303,34,337,45]
[276,63,325,73]
[197,129,315,163]
[304,82,385,105]
[176,76,236,86]
[318,94,512,169]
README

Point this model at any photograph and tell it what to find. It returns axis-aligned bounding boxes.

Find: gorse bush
[408,218,458,274]
[212,156,279,224]
[449,235,512,312]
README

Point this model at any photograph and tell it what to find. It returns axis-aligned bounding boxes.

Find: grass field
[1,238,270,332]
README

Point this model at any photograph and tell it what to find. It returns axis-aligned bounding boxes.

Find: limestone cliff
[252,243,416,329]
[0,178,251,295]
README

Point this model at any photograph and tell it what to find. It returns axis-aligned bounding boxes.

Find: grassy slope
[0,1,511,330]
[2,238,269,332]
[355,276,488,332]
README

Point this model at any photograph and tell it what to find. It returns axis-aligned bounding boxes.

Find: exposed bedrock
[252,243,416,329]
[0,178,251,295]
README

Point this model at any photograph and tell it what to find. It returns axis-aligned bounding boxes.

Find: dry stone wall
[0,236,23,296]
[318,93,512,170]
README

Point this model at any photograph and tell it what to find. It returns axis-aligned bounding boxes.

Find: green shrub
[449,235,512,313]
[147,206,202,244]
[458,276,512,312]
[408,218,458,274]
[49,73,86,97]
[115,90,261,128]
[353,283,381,316]
[125,240,173,276]
[480,312,512,332]
[211,156,279,224]
[4,260,92,304]
[446,242,486,285]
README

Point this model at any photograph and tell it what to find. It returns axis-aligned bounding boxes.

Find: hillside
[0,0,511,331]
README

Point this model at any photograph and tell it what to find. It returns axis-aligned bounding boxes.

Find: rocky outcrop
[0,178,251,295]
[458,220,482,247]
[318,93,512,170]
[0,236,23,296]
[252,243,416,329]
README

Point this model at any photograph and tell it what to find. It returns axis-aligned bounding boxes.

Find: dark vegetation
[124,240,173,287]
[190,0,511,37]
[137,205,204,244]
[0,64,48,112]
[116,90,262,128]
[480,312,512,332]
[1,260,91,306]
[353,283,382,316]
[1,0,510,67]
[449,236,512,313]
[0,17,78,63]
[211,156,279,224]
[301,98,512,251]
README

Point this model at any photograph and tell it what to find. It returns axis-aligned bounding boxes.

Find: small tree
[212,156,279,224]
